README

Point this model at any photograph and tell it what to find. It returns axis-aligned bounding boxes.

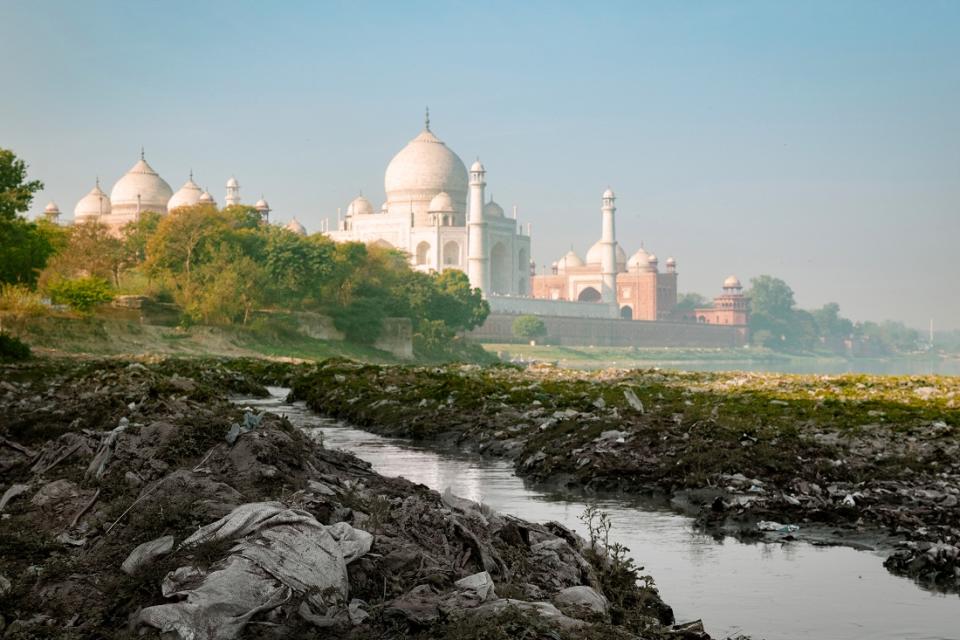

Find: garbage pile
[0,357,684,639]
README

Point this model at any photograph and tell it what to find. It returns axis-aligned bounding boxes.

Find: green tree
[47,276,113,313]
[513,315,547,342]
[0,149,54,286]
[676,292,709,312]
[0,148,43,222]
[40,222,126,287]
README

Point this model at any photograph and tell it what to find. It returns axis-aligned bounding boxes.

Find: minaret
[600,187,618,311]
[225,176,241,206]
[467,159,489,295]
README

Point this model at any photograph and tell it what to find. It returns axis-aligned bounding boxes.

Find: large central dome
[384,126,468,223]
[110,155,173,215]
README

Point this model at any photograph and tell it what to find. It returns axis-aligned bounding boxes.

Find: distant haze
[2,1,957,329]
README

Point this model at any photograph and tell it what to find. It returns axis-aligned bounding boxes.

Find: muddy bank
[0,357,693,640]
[287,361,960,593]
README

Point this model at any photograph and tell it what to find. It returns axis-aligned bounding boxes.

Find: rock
[307,479,337,496]
[454,571,496,602]
[30,479,81,507]
[0,573,10,596]
[122,535,175,575]
[552,585,609,615]
[385,584,441,625]
[472,598,586,630]
[669,619,709,638]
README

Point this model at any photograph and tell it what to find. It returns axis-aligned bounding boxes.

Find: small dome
[666,257,676,266]
[483,199,504,217]
[648,254,658,264]
[602,187,615,199]
[556,250,584,272]
[586,240,627,270]
[285,218,306,236]
[226,176,239,188]
[346,195,375,216]
[44,201,60,214]
[198,189,216,206]
[470,159,485,172]
[254,197,270,211]
[110,155,173,213]
[723,275,742,289]
[168,175,203,211]
[428,191,456,213]
[74,181,111,223]
[629,247,656,271]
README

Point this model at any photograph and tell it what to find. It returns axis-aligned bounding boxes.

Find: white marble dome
[384,128,468,208]
[586,240,627,270]
[556,250,584,272]
[110,156,173,214]
[483,199,504,217]
[428,191,455,213]
[285,218,306,236]
[198,189,216,206]
[627,247,651,270]
[74,181,111,223]
[723,275,742,289]
[44,201,60,215]
[254,197,270,212]
[168,175,202,211]
[346,195,375,216]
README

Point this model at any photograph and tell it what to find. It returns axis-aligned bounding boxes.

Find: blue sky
[2,1,958,329]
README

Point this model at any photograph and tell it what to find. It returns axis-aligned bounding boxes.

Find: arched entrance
[443,241,460,267]
[620,305,633,319]
[490,242,508,294]
[415,241,430,266]
[578,286,601,302]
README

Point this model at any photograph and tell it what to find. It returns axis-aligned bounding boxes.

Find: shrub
[46,276,113,313]
[0,283,47,317]
[0,332,31,361]
[512,315,546,341]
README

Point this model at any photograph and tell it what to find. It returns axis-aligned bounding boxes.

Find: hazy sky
[2,1,957,329]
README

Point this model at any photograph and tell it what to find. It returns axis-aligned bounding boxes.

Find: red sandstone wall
[469,313,749,348]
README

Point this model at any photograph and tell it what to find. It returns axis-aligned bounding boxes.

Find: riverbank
[288,361,960,593]
[0,356,693,639]
[482,343,960,376]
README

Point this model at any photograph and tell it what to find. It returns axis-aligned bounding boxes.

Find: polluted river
[241,387,959,640]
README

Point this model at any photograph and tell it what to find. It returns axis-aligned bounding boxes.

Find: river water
[241,389,959,640]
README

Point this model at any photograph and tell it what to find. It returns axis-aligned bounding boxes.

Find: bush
[0,332,31,361]
[0,283,47,317]
[46,276,113,313]
[512,315,547,341]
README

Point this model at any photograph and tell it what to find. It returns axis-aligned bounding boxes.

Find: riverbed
[242,388,960,640]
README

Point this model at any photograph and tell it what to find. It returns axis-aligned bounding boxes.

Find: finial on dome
[425,106,430,131]
[95,176,100,188]
[189,169,193,181]
[140,146,145,161]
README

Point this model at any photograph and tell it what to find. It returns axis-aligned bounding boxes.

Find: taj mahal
[49,112,748,341]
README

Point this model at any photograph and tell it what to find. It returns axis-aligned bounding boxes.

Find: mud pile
[0,357,688,639]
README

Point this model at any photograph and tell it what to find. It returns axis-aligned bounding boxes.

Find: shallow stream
[240,388,959,640]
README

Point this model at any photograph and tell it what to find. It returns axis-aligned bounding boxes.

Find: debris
[454,571,497,602]
[85,417,129,480]
[225,411,263,445]
[757,521,800,533]
[623,388,645,413]
[122,535,175,575]
[0,483,29,512]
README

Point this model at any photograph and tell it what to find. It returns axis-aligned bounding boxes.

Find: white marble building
[325,113,532,297]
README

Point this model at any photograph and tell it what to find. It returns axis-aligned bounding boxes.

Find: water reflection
[240,390,960,640]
